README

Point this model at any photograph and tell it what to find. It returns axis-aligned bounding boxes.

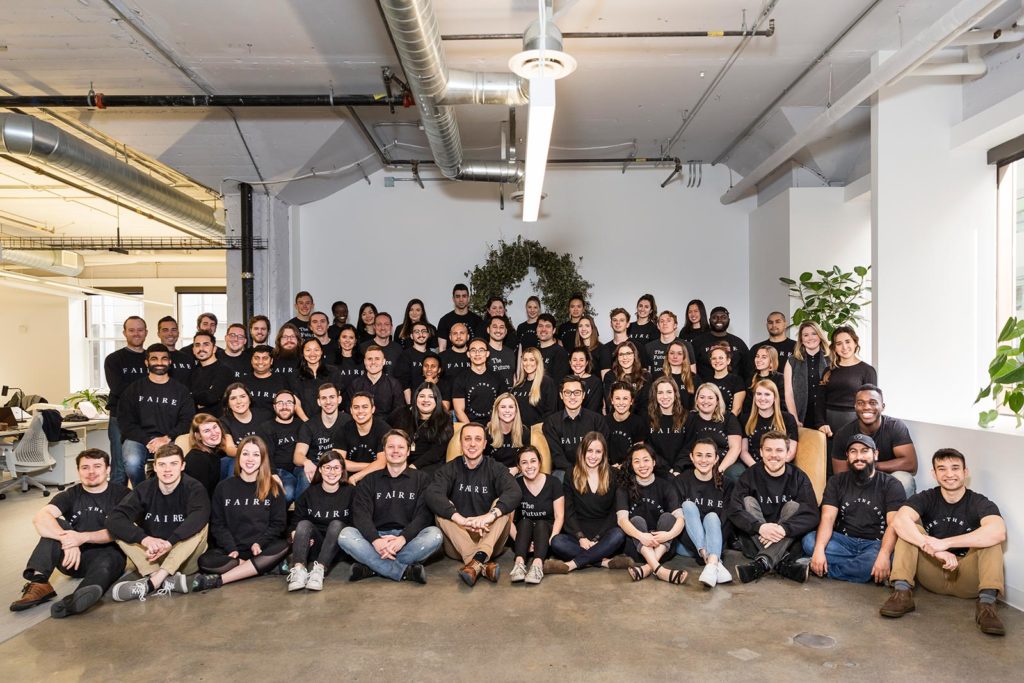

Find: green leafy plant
[779,265,872,335]
[465,236,594,317]
[63,389,108,414]
[976,316,1024,427]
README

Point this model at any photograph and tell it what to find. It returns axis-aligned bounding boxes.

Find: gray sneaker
[524,563,544,585]
[112,578,151,602]
[163,572,190,594]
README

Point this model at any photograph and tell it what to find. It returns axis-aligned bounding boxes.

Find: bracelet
[491,508,501,519]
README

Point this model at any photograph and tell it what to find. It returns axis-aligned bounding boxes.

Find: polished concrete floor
[0,486,1021,682]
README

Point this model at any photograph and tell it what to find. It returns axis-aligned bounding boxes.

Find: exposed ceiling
[0,0,1019,257]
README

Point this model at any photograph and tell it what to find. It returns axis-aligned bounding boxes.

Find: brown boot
[458,561,481,587]
[10,581,57,612]
[543,559,571,575]
[879,588,915,618]
[481,561,500,583]
[976,602,1006,636]
[606,555,636,570]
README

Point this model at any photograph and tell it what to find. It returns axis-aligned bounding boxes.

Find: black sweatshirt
[289,484,353,534]
[243,373,288,417]
[117,377,195,444]
[168,348,195,387]
[542,408,609,472]
[209,476,288,551]
[103,347,149,413]
[352,466,433,542]
[425,456,522,519]
[562,476,619,539]
[190,361,235,417]
[727,463,819,538]
[184,448,225,498]
[106,475,210,544]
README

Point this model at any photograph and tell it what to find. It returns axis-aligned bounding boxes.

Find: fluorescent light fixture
[522,76,556,222]
[0,269,168,305]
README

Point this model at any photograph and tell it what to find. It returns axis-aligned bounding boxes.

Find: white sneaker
[716,563,733,584]
[509,562,527,583]
[287,565,309,592]
[112,578,151,602]
[699,563,718,588]
[306,562,325,591]
[524,563,544,585]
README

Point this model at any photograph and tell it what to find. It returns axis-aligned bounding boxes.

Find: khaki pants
[890,524,1004,597]
[437,515,511,564]
[117,527,208,578]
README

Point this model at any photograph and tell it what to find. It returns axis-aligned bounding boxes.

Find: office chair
[0,412,56,499]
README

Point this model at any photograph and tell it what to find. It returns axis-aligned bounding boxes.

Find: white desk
[0,419,110,486]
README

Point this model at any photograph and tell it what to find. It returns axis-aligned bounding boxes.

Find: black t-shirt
[485,426,531,468]
[184,448,225,498]
[741,411,799,462]
[440,348,471,383]
[703,373,745,413]
[644,338,696,377]
[297,413,352,463]
[243,373,288,419]
[615,476,681,528]
[830,415,914,462]
[556,320,579,348]
[52,483,130,536]
[511,375,559,426]
[648,414,686,472]
[905,488,1000,556]
[271,354,300,379]
[752,338,797,371]
[168,348,195,388]
[288,366,345,419]
[681,412,742,465]
[487,345,518,388]
[665,373,696,411]
[693,332,752,381]
[314,338,341,366]
[338,418,391,463]
[357,339,402,374]
[222,412,264,445]
[579,374,604,414]
[538,343,570,383]
[394,347,428,391]
[628,321,658,347]
[287,316,314,343]
[221,350,253,381]
[437,311,483,343]
[742,371,786,415]
[452,369,509,423]
[822,471,906,541]
[675,470,732,520]
[517,321,539,352]
[516,474,564,522]
[822,361,878,412]
[257,418,302,470]
[607,413,649,467]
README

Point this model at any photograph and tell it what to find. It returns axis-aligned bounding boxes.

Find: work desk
[1,418,110,486]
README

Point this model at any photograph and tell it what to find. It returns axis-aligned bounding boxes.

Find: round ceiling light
[508,49,577,80]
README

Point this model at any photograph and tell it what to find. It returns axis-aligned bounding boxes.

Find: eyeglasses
[562,389,584,397]
[320,464,343,473]
[227,333,246,340]
[617,350,634,357]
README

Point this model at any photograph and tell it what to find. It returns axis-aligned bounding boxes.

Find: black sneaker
[735,560,768,584]
[777,557,811,584]
[349,563,376,582]
[50,585,103,619]
[191,574,223,592]
[402,563,427,585]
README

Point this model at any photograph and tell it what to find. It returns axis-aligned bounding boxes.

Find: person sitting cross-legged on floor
[424,422,521,586]
[10,449,128,618]
[804,434,905,584]
[285,451,353,592]
[880,448,1007,636]
[337,429,443,584]
[728,430,819,584]
[105,444,210,602]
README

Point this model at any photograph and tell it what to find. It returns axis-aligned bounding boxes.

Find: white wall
[748,189,791,339]
[0,284,72,403]
[297,165,755,341]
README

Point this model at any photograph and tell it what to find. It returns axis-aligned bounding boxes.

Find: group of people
[7,286,1007,637]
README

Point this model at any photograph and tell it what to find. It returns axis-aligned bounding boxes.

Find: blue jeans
[675,503,723,559]
[219,456,235,481]
[550,528,626,568]
[275,468,298,504]
[337,527,443,581]
[122,439,151,487]
[293,465,312,499]
[801,530,882,583]
[108,417,126,486]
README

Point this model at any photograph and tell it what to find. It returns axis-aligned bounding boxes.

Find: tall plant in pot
[779,265,872,335]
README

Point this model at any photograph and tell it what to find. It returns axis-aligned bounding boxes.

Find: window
[996,158,1024,324]
[177,291,228,348]
[86,294,144,390]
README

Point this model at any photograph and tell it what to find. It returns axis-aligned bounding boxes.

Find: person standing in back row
[437,284,483,351]
[104,315,149,486]
[693,307,752,381]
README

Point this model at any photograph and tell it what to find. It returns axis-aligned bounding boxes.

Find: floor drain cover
[793,632,836,649]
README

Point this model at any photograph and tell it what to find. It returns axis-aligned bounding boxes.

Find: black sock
[24,571,49,584]
[147,578,159,594]
[473,551,488,564]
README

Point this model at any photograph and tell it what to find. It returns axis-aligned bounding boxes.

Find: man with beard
[248,315,271,347]
[189,331,234,418]
[804,434,905,583]
[693,306,752,381]
[436,283,482,351]
[536,314,570,383]
[831,385,917,497]
[395,322,432,401]
[484,315,517,388]
[221,323,253,380]
[752,311,796,369]
[243,345,284,419]
[440,322,472,382]
[158,316,194,386]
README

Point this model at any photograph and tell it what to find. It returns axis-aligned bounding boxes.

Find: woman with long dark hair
[388,381,453,476]
[574,316,603,375]
[569,347,604,414]
[508,447,564,585]
[818,326,877,438]
[221,382,261,458]
[675,438,733,588]
[646,377,687,474]
[628,294,658,346]
[286,452,353,592]
[289,338,343,421]
[602,341,650,415]
[394,298,438,349]
[355,302,378,346]
[680,299,709,342]
[660,340,696,410]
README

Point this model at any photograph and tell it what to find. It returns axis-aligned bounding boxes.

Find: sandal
[655,564,688,585]
[628,565,651,582]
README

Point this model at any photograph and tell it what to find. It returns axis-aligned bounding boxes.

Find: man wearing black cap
[804,433,906,584]
[693,306,752,380]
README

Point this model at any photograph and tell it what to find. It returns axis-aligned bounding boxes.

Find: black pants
[24,520,125,595]
[513,518,552,561]
[625,513,677,562]
[736,497,799,569]
[198,539,290,575]
[291,520,344,567]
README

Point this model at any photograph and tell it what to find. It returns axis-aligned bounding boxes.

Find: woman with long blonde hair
[783,320,830,428]
[511,347,558,426]
[740,380,799,469]
[682,383,742,477]
[486,393,531,475]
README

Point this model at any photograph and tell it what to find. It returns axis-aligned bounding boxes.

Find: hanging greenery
[779,265,872,336]
[464,236,594,317]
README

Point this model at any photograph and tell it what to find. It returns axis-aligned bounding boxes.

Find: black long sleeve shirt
[727,463,819,538]
[189,361,235,417]
[352,466,433,542]
[425,456,522,519]
[542,408,609,472]
[106,475,210,544]
[289,484,353,534]
[103,347,148,412]
[117,377,195,444]
[209,476,288,551]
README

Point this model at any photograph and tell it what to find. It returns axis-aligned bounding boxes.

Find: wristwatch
[490,508,501,520]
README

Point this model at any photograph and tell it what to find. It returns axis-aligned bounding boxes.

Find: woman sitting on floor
[675,438,734,588]
[286,452,353,592]
[509,447,564,585]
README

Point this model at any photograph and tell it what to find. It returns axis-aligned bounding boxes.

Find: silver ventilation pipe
[0,113,223,239]
[378,0,526,182]
[0,247,84,276]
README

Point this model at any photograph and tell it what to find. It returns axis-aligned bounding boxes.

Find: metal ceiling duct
[378,0,526,181]
[0,246,84,276]
[0,113,223,239]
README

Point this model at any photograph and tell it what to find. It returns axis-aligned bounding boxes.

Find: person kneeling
[425,422,521,586]
[105,444,210,602]
[509,447,564,585]
[728,431,819,583]
[880,448,1007,636]
[287,452,353,592]
[337,430,442,583]
[192,436,288,591]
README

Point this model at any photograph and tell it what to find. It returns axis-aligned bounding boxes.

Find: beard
[852,461,875,485]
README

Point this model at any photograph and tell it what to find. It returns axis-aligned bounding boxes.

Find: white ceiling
[0,0,1018,249]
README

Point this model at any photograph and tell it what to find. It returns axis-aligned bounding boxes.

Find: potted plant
[976,316,1024,427]
[63,389,109,418]
[779,265,871,335]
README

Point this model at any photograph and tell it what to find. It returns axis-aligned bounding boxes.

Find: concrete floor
[0,486,1021,681]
